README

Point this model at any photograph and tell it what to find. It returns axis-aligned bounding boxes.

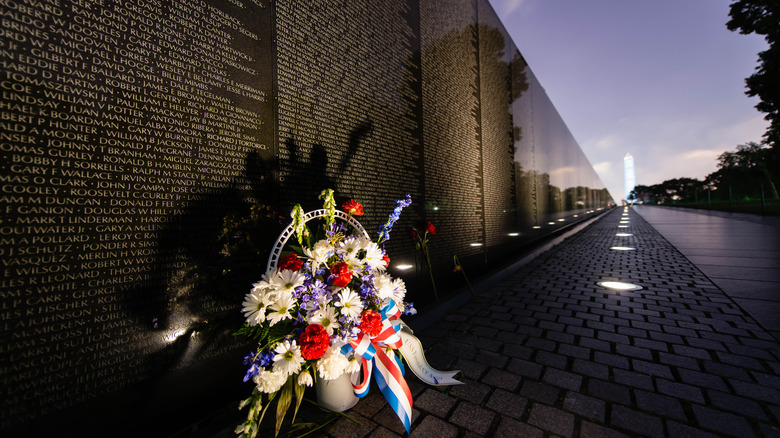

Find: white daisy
[308,305,340,335]
[253,369,288,393]
[270,269,305,297]
[335,288,364,320]
[362,242,386,271]
[272,340,304,375]
[316,345,349,380]
[336,235,362,263]
[267,294,296,326]
[241,290,272,326]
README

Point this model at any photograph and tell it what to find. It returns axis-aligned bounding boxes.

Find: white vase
[315,372,358,411]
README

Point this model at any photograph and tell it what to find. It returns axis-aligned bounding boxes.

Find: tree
[727,1,780,146]
[708,141,779,199]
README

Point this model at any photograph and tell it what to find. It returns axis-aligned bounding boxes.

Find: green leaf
[291,381,306,424]
[275,377,294,437]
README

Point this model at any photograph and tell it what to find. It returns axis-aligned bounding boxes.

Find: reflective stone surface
[0,0,611,435]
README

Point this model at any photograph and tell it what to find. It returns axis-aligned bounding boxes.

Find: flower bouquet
[234,190,461,437]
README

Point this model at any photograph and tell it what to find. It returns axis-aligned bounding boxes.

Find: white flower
[335,288,364,320]
[372,273,396,302]
[267,294,296,326]
[304,239,333,271]
[362,242,386,271]
[335,236,363,263]
[316,345,349,380]
[270,269,306,297]
[391,277,406,304]
[253,369,288,393]
[241,290,272,326]
[272,340,304,375]
[297,370,313,387]
[346,355,361,373]
[308,305,340,335]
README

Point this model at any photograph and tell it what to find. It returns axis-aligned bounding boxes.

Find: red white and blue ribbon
[341,301,462,435]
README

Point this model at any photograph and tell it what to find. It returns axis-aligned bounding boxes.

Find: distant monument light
[624,153,635,203]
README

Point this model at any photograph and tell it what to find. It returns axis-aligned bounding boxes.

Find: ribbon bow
[341,301,463,435]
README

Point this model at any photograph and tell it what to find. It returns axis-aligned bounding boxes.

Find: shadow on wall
[120,121,372,384]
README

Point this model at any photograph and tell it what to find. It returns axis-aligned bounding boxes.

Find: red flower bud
[279,254,304,271]
[341,200,364,216]
[329,262,353,287]
[425,222,436,235]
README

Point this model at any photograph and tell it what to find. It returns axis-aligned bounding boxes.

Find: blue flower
[378,195,412,243]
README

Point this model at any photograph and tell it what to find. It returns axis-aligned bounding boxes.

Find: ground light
[618,226,629,228]
[610,246,635,251]
[597,281,643,291]
[396,264,414,270]
[508,232,519,236]
[470,243,483,247]
[616,233,633,237]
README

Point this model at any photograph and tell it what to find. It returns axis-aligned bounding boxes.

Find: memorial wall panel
[420,0,484,265]
[1,0,612,435]
[1,0,273,434]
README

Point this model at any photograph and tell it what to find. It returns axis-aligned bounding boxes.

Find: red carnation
[329,262,353,287]
[359,310,383,337]
[299,324,330,360]
[382,253,390,268]
[342,200,364,216]
[279,254,304,271]
[425,222,436,235]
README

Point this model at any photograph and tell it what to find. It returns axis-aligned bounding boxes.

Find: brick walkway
[316,207,780,437]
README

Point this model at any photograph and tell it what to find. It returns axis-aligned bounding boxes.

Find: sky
[490,0,769,201]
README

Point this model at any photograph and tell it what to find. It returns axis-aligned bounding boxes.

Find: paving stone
[665,421,720,438]
[677,368,728,392]
[594,351,630,369]
[580,421,630,438]
[535,350,568,369]
[452,359,486,381]
[616,343,654,360]
[703,360,752,381]
[632,359,674,379]
[506,358,542,379]
[692,404,756,437]
[448,402,495,435]
[612,368,654,391]
[658,351,700,371]
[672,344,713,360]
[493,417,543,438]
[502,343,534,360]
[481,368,522,391]
[327,412,378,438]
[543,367,582,391]
[448,379,491,404]
[520,380,561,405]
[634,389,687,421]
[373,405,421,435]
[410,415,457,438]
[413,388,456,418]
[707,389,768,421]
[729,378,780,404]
[572,358,609,380]
[527,403,575,437]
[610,405,664,438]
[485,388,528,419]
[562,391,605,422]
[586,379,631,405]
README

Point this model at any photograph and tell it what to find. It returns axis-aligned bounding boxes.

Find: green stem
[423,246,438,300]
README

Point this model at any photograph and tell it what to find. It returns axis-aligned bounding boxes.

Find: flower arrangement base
[315,372,358,412]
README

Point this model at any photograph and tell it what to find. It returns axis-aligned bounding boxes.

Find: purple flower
[378,195,412,243]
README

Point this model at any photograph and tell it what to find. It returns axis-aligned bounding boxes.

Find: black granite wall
[0,0,611,435]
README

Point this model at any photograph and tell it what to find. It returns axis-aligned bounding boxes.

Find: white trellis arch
[266,209,371,272]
